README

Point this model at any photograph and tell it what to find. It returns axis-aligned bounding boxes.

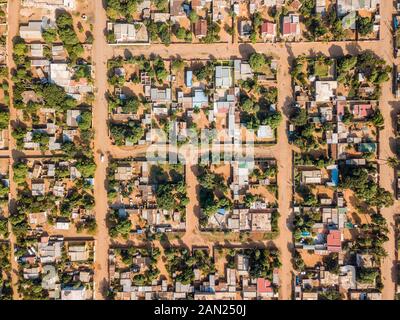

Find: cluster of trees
[110,121,145,146]
[293,207,321,242]
[108,95,141,114]
[0,218,8,238]
[246,249,281,280]
[56,13,84,61]
[194,61,215,82]
[198,165,231,227]
[239,86,281,131]
[201,20,221,44]
[353,213,389,267]
[117,247,161,286]
[59,188,95,218]
[249,53,271,74]
[155,182,189,215]
[0,243,12,300]
[357,16,374,36]
[337,52,391,99]
[165,248,215,285]
[294,153,335,169]
[146,20,171,46]
[301,1,346,41]
[290,108,320,151]
[108,210,132,238]
[173,24,192,42]
[106,0,143,20]
[340,166,394,209]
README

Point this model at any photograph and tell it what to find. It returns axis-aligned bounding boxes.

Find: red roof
[282,22,298,35]
[256,278,273,293]
[194,19,208,37]
[327,230,342,252]
[261,22,275,36]
[353,104,372,118]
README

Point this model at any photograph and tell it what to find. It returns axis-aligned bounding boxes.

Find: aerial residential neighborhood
[0,0,400,304]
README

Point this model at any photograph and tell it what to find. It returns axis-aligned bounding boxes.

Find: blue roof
[217,208,226,215]
[331,168,339,186]
[186,70,193,88]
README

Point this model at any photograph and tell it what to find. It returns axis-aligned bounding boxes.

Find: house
[61,286,86,300]
[150,88,172,104]
[356,253,375,268]
[257,125,274,139]
[31,44,44,57]
[342,11,357,29]
[215,66,233,88]
[29,212,47,225]
[68,244,88,262]
[239,20,252,38]
[316,0,327,15]
[352,104,372,118]
[66,110,81,127]
[250,212,272,232]
[32,182,45,196]
[337,0,379,17]
[327,229,342,252]
[235,254,250,275]
[20,21,43,40]
[55,220,70,230]
[170,0,185,20]
[22,0,76,10]
[339,265,357,290]
[194,19,208,39]
[282,14,301,38]
[115,165,133,181]
[112,23,149,44]
[256,278,274,298]
[192,89,208,108]
[315,81,338,102]
[260,21,276,41]
[301,170,322,184]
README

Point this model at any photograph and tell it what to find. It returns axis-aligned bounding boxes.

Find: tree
[42,28,57,43]
[290,108,308,126]
[357,16,373,36]
[369,109,384,129]
[249,53,267,72]
[385,157,400,169]
[13,162,28,185]
[189,11,199,23]
[171,58,184,71]
[78,111,92,131]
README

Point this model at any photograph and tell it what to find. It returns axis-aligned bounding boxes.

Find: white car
[100,154,105,163]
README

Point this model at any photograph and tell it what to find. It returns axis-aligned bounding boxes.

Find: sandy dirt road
[6,0,21,300]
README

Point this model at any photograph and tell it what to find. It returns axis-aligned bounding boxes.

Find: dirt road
[376,2,397,300]
[92,0,110,300]
[6,0,22,300]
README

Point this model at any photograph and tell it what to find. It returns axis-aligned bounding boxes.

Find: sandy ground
[3,1,398,300]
